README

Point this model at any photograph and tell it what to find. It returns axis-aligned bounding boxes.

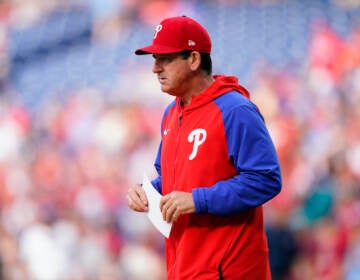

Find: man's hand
[160,191,196,223]
[126,184,148,212]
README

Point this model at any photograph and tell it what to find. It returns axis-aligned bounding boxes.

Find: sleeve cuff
[151,177,162,194]
[192,188,208,214]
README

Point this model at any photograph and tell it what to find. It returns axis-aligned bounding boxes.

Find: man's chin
[161,88,177,97]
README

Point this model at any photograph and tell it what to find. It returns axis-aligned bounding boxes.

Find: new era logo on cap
[188,40,196,46]
[135,16,211,55]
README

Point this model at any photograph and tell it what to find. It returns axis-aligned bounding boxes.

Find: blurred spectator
[266,209,298,280]
[344,224,360,280]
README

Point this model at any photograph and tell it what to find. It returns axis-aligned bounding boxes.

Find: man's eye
[155,55,176,63]
[161,57,172,62]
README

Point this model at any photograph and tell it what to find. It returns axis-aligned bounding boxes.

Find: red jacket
[152,75,281,279]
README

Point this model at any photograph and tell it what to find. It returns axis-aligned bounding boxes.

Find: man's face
[152,52,194,97]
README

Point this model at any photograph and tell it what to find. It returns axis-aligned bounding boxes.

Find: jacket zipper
[178,109,183,126]
[169,106,184,277]
[218,264,224,280]
[173,107,183,191]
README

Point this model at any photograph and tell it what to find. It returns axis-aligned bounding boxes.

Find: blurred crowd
[256,16,360,279]
[0,0,359,279]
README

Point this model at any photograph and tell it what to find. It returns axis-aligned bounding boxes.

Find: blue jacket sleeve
[192,102,282,215]
[151,141,162,194]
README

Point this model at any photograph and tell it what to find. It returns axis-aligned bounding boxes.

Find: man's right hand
[126,184,149,212]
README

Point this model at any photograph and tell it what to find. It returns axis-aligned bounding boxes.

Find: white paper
[142,174,172,238]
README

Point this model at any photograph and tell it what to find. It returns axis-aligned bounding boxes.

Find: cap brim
[135,44,184,55]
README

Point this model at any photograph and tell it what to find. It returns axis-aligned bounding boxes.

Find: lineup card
[142,174,172,238]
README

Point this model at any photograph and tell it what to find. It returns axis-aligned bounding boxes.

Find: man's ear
[188,51,201,71]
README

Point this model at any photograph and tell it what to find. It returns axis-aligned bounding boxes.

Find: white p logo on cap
[154,24,163,39]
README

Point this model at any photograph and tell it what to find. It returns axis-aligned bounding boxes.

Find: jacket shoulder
[213,90,256,114]
[163,100,176,117]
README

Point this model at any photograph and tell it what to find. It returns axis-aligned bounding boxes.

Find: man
[126,15,282,279]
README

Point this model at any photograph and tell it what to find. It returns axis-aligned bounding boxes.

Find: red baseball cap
[135,16,212,55]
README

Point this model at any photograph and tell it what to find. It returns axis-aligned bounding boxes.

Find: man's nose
[152,60,162,73]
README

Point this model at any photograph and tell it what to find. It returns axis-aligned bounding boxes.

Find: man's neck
[181,75,215,105]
